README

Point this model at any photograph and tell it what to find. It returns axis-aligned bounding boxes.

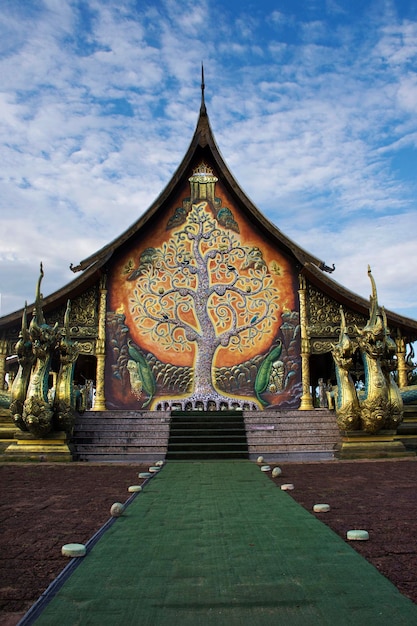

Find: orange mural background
[108,178,297,370]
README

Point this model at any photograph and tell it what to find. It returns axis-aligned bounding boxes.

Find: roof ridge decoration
[165,160,239,233]
[200,63,207,115]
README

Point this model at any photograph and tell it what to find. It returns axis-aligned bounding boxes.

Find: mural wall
[106,163,301,411]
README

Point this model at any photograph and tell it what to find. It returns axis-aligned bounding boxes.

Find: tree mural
[125,200,280,408]
[106,163,300,410]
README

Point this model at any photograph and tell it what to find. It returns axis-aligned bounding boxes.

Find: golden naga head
[358,267,396,359]
[332,307,354,368]
[33,262,46,327]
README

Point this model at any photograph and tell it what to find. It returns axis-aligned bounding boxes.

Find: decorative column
[298,275,314,410]
[0,338,7,391]
[396,333,408,389]
[94,275,107,411]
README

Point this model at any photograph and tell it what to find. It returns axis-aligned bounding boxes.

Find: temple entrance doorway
[310,352,334,407]
[74,355,97,410]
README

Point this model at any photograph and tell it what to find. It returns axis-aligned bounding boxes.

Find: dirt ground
[1,458,417,625]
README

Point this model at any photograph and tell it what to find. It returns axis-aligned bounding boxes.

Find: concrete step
[244,409,341,461]
[166,450,249,460]
[169,435,247,444]
[71,410,170,462]
[166,410,248,460]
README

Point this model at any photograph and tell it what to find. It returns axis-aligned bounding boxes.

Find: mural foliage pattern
[106,164,301,410]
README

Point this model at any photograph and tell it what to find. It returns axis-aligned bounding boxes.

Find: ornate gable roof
[1,81,416,341]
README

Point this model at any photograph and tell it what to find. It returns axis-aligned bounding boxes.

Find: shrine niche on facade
[1,81,417,428]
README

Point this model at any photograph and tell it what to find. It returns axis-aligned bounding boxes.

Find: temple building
[1,80,417,461]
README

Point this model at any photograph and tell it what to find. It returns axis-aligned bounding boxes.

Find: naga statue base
[336,430,413,460]
[4,430,72,462]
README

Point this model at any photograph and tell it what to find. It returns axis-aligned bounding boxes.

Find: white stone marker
[62,543,86,557]
[313,504,330,513]
[110,502,125,517]
[347,530,369,541]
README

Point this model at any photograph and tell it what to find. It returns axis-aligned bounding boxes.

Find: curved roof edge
[303,262,417,338]
[0,261,103,330]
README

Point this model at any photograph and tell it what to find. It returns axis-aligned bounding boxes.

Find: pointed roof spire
[200,63,206,115]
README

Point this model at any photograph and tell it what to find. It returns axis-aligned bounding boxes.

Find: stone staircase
[71,408,342,462]
[166,410,248,460]
[0,412,17,454]
[396,404,417,452]
[71,410,171,462]
[6,403,416,463]
[245,409,342,461]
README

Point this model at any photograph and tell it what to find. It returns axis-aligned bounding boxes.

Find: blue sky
[1,0,417,322]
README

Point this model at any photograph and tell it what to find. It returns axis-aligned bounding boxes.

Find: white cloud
[0,0,416,324]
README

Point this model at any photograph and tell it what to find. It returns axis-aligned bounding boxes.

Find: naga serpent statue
[331,307,361,431]
[7,264,80,438]
[53,300,80,434]
[381,307,404,429]
[21,264,60,436]
[356,267,403,434]
[331,269,407,435]
[9,304,35,430]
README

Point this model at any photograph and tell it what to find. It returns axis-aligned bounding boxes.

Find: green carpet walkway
[33,461,417,625]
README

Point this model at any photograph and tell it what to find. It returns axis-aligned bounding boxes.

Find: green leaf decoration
[254,341,283,406]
